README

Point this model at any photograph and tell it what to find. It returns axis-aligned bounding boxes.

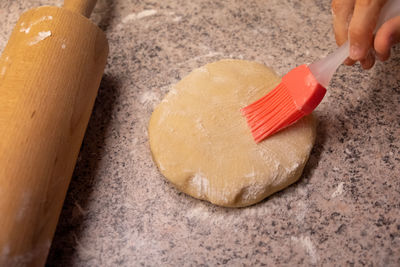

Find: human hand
[332,0,400,69]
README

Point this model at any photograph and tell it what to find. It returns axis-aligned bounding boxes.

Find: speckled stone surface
[1,0,400,266]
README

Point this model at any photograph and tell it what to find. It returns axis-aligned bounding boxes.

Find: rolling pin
[0,0,108,265]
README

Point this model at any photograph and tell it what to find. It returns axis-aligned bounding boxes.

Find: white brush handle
[309,0,400,88]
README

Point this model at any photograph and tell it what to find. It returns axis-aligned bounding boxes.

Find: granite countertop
[1,0,400,266]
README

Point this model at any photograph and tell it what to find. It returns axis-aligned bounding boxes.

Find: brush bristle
[242,82,304,143]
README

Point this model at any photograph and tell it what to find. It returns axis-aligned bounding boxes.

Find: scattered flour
[183,52,222,64]
[244,170,256,178]
[186,204,209,220]
[285,162,300,174]
[20,16,53,34]
[167,88,178,98]
[194,66,209,74]
[292,236,319,264]
[240,182,266,201]
[1,240,51,266]
[159,84,174,94]
[190,172,209,197]
[212,75,227,83]
[1,56,10,76]
[295,201,308,222]
[331,182,344,198]
[16,192,31,221]
[172,16,182,22]
[74,201,86,216]
[158,161,165,171]
[122,10,157,23]
[28,31,52,46]
[140,90,161,107]
[1,244,10,258]
[195,118,206,132]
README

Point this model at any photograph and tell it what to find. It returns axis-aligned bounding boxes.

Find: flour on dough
[149,59,316,207]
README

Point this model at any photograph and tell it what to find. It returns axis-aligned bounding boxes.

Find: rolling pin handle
[63,0,97,18]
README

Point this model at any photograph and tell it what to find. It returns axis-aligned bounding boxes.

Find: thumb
[374,16,400,61]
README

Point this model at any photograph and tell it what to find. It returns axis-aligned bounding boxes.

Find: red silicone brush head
[242,64,326,143]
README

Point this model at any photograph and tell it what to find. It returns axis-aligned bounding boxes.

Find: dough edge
[149,59,316,208]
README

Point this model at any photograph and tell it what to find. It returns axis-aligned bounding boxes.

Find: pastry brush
[242,0,400,143]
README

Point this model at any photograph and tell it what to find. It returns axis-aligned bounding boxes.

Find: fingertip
[361,55,375,70]
[347,0,381,61]
[376,51,390,62]
[362,49,376,69]
[344,58,356,66]
[349,43,367,60]
[348,25,373,60]
[348,26,374,60]
[374,16,400,60]
[334,31,348,46]
[374,30,391,57]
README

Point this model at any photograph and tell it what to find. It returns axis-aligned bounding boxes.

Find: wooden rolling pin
[0,0,108,265]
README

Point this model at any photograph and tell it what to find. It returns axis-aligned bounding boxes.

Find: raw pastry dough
[149,59,316,207]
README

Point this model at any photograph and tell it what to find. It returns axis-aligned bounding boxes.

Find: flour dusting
[331,182,344,198]
[190,172,209,197]
[1,244,10,257]
[172,16,182,22]
[285,162,299,173]
[244,170,256,178]
[212,75,227,83]
[3,240,51,266]
[292,236,319,264]
[158,161,165,171]
[240,183,265,201]
[190,52,222,62]
[74,201,86,215]
[195,118,206,132]
[29,31,52,46]
[122,10,157,23]
[195,66,209,74]
[186,204,209,220]
[20,26,31,34]
[168,88,178,97]
[16,192,31,221]
[20,16,53,34]
[140,90,161,107]
[158,84,172,94]
[295,201,308,222]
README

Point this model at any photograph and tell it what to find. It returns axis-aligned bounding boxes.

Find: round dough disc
[149,59,316,207]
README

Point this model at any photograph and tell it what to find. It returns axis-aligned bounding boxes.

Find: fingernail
[388,35,397,47]
[344,58,354,66]
[377,53,389,62]
[350,45,362,60]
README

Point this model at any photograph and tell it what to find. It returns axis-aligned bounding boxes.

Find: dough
[149,59,316,207]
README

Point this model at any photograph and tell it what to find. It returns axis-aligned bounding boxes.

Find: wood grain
[0,3,108,266]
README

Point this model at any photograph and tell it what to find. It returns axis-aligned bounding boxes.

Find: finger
[331,0,357,66]
[374,16,400,61]
[332,0,356,45]
[344,58,356,66]
[360,49,375,69]
[348,0,387,61]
